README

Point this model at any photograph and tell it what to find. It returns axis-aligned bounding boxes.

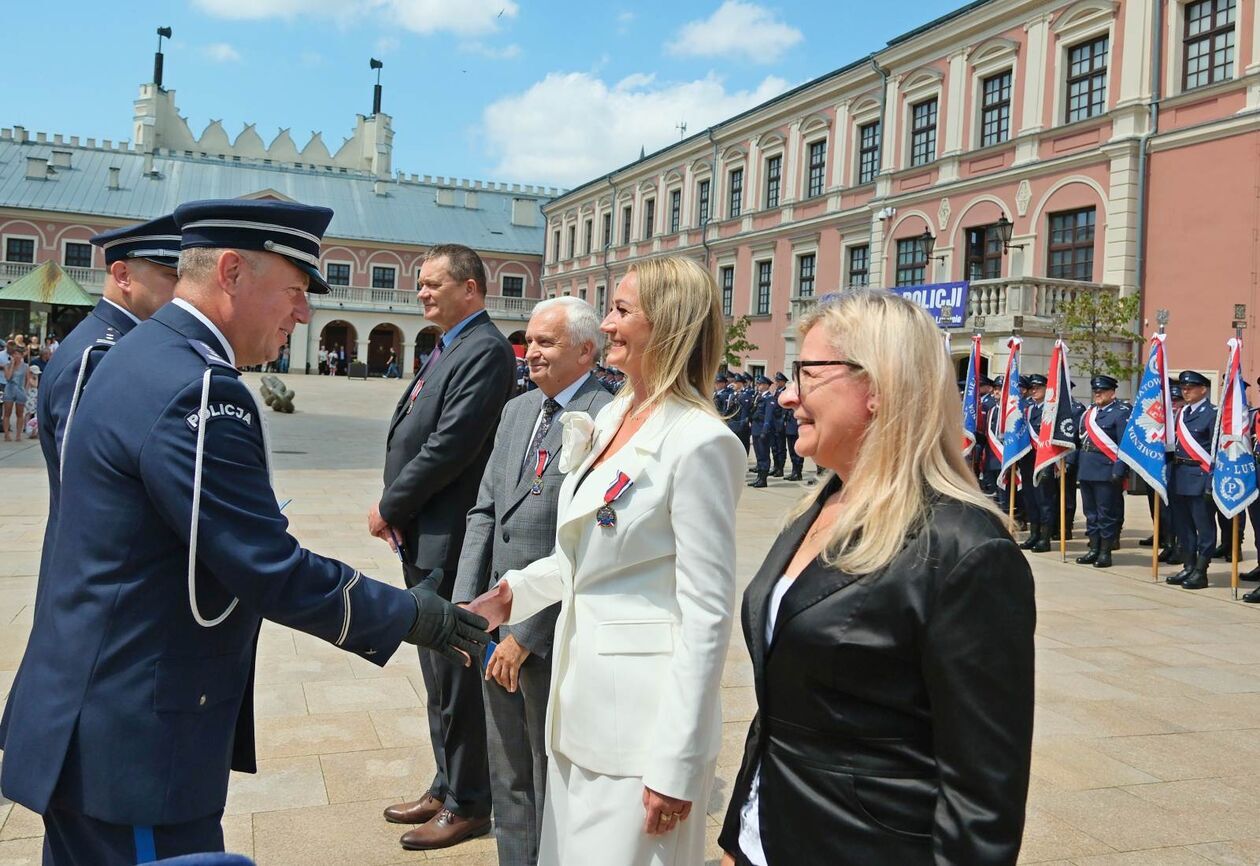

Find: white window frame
[2,233,38,263]
[792,247,819,299]
[843,241,873,289]
[750,253,774,316]
[324,258,355,287]
[1050,1,1118,128]
[1167,0,1240,95]
[716,255,737,317]
[666,186,683,233]
[969,38,1020,149]
[901,70,944,170]
[850,99,883,187]
[758,136,785,210]
[499,272,527,298]
[369,263,397,290]
[800,120,831,200]
[61,239,95,270]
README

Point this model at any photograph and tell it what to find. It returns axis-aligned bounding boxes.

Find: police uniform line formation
[712,371,805,487]
[0,200,497,864]
[968,366,1259,597]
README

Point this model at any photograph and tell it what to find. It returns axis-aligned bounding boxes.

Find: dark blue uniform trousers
[42,805,224,865]
[1031,474,1059,529]
[1172,493,1217,559]
[1081,480,1123,540]
[753,434,771,474]
[770,430,786,472]
[786,434,802,473]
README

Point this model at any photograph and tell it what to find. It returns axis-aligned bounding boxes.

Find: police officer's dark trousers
[41,804,224,866]
[1172,493,1216,560]
[770,430,786,474]
[786,433,802,475]
[1081,480,1122,542]
[753,434,771,475]
[405,565,492,818]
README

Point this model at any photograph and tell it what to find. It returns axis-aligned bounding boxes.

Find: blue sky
[6,0,964,188]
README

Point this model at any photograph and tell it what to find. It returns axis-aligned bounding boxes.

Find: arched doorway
[415,326,441,373]
[507,329,526,359]
[368,323,402,376]
[319,320,357,376]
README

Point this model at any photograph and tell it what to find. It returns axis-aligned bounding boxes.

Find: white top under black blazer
[503,394,745,802]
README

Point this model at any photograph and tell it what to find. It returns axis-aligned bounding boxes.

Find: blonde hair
[788,289,1010,574]
[627,256,725,417]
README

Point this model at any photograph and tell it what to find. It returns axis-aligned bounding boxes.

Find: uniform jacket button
[199,694,208,707]
[502,530,510,542]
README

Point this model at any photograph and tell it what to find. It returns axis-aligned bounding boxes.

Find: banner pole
[1233,515,1241,600]
[1152,502,1160,582]
[1009,467,1017,523]
[1060,465,1067,561]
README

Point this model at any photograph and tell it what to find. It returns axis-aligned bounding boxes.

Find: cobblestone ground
[4,373,1260,865]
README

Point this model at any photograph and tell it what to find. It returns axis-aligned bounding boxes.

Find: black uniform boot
[1182,555,1211,589]
[1213,542,1228,560]
[1032,530,1053,553]
[750,471,768,489]
[785,470,803,481]
[770,467,784,478]
[1241,564,1260,582]
[1076,537,1100,565]
[1020,524,1042,550]
[1093,537,1114,568]
[1166,556,1196,585]
[1140,535,1155,547]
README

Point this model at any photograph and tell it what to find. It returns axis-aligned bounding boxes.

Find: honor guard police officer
[1167,370,1217,590]
[1075,375,1130,569]
[0,199,490,865]
[32,215,181,601]
[749,374,774,488]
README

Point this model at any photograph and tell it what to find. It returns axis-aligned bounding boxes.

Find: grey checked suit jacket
[453,374,612,657]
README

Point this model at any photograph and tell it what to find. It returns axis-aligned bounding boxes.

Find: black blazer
[380,310,515,575]
[719,476,1036,865]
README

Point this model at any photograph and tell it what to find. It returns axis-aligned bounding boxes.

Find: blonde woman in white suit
[469,256,744,865]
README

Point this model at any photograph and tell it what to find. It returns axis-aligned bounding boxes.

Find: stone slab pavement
[3,373,1260,865]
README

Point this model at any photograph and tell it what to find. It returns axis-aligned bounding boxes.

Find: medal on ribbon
[530,449,548,496]
[596,471,634,528]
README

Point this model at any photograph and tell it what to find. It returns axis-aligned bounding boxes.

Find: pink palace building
[0,64,555,375]
[542,0,1260,391]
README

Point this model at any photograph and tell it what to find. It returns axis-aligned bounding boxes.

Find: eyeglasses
[792,359,864,396]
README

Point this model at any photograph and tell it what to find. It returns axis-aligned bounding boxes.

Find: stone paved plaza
[6,373,1260,865]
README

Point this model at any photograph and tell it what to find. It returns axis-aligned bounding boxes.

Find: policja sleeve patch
[185,403,255,432]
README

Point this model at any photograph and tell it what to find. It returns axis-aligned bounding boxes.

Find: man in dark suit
[453,297,612,866]
[373,244,516,850]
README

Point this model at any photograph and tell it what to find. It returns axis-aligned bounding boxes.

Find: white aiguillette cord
[187,372,273,628]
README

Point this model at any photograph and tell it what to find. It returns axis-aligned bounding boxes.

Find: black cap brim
[292,260,330,294]
[137,255,180,270]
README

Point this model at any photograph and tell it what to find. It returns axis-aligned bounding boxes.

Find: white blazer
[503,393,745,802]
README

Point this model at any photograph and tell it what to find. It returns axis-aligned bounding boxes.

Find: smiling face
[600,272,652,385]
[525,305,595,397]
[1181,382,1207,404]
[780,323,875,475]
[229,251,311,366]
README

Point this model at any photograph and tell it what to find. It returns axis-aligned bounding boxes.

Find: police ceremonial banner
[1211,337,1258,519]
[962,334,982,457]
[999,336,1031,479]
[1034,339,1077,484]
[890,282,970,329]
[1118,333,1174,504]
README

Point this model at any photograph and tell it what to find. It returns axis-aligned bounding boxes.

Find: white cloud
[482,71,791,187]
[375,35,401,54]
[192,0,518,35]
[203,42,242,62]
[460,41,521,60]
[667,1,803,64]
[616,10,634,33]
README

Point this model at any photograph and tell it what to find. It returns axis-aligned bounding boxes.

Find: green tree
[1061,291,1141,380]
[724,315,759,369]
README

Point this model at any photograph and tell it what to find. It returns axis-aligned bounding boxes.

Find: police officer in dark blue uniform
[32,216,181,611]
[978,376,999,493]
[1167,369,1217,589]
[0,199,490,865]
[737,372,755,457]
[768,371,788,477]
[1075,375,1130,568]
[1063,382,1086,539]
[713,372,731,415]
[784,392,803,481]
[1159,382,1185,564]
[1023,374,1057,553]
[749,374,773,488]
[724,374,749,454]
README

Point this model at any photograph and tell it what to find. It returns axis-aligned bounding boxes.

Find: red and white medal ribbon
[530,449,548,495]
[596,471,634,528]
[1177,406,1213,473]
[1085,407,1119,462]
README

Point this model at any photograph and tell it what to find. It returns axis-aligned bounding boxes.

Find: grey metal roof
[0,140,548,256]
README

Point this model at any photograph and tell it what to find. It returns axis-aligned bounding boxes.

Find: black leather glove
[405,585,490,665]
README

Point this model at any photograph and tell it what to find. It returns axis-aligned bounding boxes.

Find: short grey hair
[532,296,605,354]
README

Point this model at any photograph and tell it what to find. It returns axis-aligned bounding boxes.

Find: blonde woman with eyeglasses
[469,256,743,865]
[718,289,1036,866]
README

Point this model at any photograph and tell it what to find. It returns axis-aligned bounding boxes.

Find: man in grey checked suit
[454,297,612,866]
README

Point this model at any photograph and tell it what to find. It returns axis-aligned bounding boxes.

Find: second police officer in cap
[1022,374,1056,553]
[0,199,490,864]
[1167,369,1217,589]
[769,371,789,477]
[1076,375,1130,568]
[749,374,774,488]
[33,215,182,597]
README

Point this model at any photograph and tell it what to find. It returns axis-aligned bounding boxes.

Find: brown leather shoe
[383,792,442,825]
[399,809,491,850]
